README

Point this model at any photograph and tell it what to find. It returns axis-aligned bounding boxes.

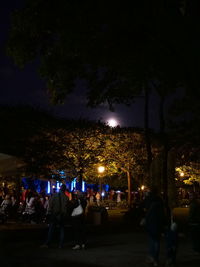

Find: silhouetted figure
[41,184,69,248]
[188,194,200,253]
[143,187,165,267]
[164,204,178,267]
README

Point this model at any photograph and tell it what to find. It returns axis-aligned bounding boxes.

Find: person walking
[41,184,69,249]
[143,187,165,267]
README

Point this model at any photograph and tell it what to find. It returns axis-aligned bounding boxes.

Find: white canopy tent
[0,153,25,177]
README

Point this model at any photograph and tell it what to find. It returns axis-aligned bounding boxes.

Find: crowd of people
[1,183,200,265]
[0,186,124,224]
[0,186,50,224]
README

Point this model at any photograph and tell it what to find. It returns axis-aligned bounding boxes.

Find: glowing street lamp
[141,185,145,191]
[98,166,105,174]
[97,166,105,197]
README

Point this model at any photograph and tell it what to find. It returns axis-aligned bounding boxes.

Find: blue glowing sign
[82,181,85,192]
[47,181,51,194]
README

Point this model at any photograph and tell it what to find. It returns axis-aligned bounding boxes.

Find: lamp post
[97,166,105,197]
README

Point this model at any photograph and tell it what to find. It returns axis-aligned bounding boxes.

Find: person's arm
[47,195,54,213]
[80,198,87,210]
[29,197,35,207]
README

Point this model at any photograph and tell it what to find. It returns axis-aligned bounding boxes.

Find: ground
[0,207,199,267]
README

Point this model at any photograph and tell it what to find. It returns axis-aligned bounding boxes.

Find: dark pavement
[0,209,199,267]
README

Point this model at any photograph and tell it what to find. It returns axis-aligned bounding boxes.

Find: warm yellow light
[98,166,105,173]
[180,172,184,177]
[141,185,145,191]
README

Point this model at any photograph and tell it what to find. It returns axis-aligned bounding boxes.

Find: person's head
[60,184,66,192]
[72,190,82,199]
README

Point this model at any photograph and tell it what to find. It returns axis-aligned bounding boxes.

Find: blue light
[34,179,41,193]
[59,170,66,179]
[105,184,109,192]
[22,178,29,189]
[71,181,74,191]
[71,177,77,191]
[82,181,85,192]
[47,181,51,194]
[56,181,60,192]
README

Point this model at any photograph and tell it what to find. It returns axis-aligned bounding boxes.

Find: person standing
[116,191,121,203]
[23,190,36,223]
[164,204,178,267]
[65,188,72,200]
[188,193,200,253]
[71,191,87,250]
[144,187,165,267]
[41,184,69,249]
[95,192,101,206]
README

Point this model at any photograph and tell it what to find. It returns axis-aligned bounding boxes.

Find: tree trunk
[144,85,153,186]
[162,140,169,203]
[127,170,132,207]
[158,94,168,203]
[167,149,177,208]
[159,95,165,135]
[78,168,83,191]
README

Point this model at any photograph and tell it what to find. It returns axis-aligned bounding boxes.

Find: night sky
[0,1,173,130]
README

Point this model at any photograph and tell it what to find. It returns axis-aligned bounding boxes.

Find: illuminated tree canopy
[176,164,200,185]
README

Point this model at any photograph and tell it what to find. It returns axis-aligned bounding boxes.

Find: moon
[107,118,118,127]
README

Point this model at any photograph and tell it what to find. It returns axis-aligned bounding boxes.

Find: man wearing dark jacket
[144,188,165,267]
[41,184,69,248]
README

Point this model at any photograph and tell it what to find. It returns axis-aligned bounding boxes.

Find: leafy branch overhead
[7,0,195,107]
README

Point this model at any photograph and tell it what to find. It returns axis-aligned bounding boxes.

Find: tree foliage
[7,0,187,105]
[6,0,200,194]
[100,128,147,205]
[60,120,108,182]
[176,164,200,185]
[0,105,61,157]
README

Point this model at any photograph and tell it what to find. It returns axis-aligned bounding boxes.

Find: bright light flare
[141,185,145,191]
[98,166,105,173]
[107,118,118,127]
